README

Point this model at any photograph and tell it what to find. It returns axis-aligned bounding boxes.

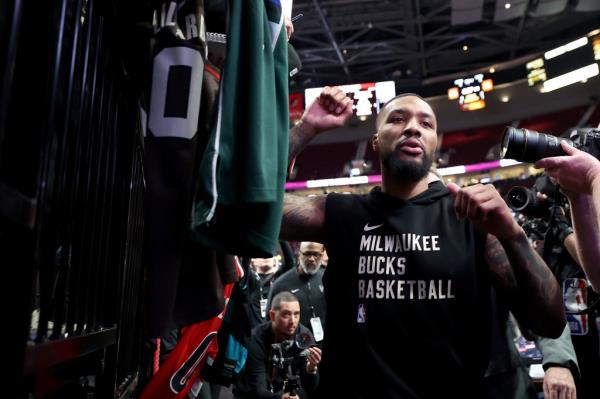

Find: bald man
[267,242,326,341]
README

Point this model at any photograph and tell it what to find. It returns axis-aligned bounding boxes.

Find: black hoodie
[318,181,493,399]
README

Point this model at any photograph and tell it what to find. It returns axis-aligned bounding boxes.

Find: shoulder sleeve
[267,270,290,309]
[537,324,580,377]
[324,193,357,250]
[266,279,280,311]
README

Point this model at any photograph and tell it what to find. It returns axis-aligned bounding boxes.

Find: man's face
[270,301,300,339]
[373,96,438,182]
[298,242,324,275]
[250,257,278,274]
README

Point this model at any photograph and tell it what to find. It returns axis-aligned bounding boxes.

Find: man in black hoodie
[281,88,566,399]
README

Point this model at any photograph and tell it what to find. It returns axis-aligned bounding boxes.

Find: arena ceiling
[289,0,600,93]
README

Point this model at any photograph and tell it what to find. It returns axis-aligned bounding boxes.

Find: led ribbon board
[526,35,599,92]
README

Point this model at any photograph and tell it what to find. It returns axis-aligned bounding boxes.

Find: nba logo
[357,303,366,323]
[563,278,589,335]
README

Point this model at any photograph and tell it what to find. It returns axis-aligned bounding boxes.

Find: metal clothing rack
[1,0,146,397]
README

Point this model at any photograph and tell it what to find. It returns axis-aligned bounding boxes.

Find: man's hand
[284,15,294,40]
[305,346,322,374]
[447,183,522,240]
[535,140,600,197]
[299,86,353,137]
[288,87,353,163]
[543,366,576,399]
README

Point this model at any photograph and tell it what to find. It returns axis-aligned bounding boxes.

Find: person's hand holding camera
[551,206,573,244]
[305,346,322,374]
[535,140,600,198]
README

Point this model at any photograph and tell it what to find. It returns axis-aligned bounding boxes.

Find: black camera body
[271,339,310,366]
[270,338,313,395]
[501,126,600,163]
[518,216,549,241]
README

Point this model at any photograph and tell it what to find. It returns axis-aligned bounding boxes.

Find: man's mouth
[398,139,424,156]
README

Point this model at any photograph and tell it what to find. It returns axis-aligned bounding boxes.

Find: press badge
[260,298,268,318]
[563,278,589,335]
[311,317,324,342]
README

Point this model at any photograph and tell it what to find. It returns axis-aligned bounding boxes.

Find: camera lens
[501,127,573,163]
[507,186,531,211]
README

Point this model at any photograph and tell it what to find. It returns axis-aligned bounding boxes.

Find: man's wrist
[296,119,317,138]
[497,223,526,242]
[543,362,571,372]
[590,168,600,193]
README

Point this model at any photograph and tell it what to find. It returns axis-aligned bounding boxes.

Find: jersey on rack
[191,0,289,258]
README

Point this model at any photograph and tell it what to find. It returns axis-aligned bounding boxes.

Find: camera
[501,126,600,163]
[271,338,312,366]
[505,174,566,218]
[506,186,551,219]
[270,335,315,395]
[517,213,549,241]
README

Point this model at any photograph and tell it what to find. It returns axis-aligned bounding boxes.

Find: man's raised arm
[288,86,353,163]
[282,86,353,243]
[535,139,600,292]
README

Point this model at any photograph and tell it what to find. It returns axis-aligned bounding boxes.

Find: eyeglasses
[301,251,322,258]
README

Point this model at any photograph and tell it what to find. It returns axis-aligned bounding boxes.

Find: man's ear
[372,133,379,152]
[269,309,276,322]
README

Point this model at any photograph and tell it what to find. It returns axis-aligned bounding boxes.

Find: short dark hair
[375,93,430,130]
[384,92,426,105]
[271,291,299,310]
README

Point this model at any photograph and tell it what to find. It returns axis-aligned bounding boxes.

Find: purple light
[284,181,307,190]
[368,175,382,184]
[464,160,501,173]
[285,159,512,190]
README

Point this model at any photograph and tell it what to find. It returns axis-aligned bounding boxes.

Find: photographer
[535,138,600,292]
[238,291,321,399]
[507,175,600,398]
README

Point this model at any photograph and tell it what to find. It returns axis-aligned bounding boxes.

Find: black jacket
[239,322,319,399]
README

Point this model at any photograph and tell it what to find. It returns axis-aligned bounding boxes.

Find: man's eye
[390,116,404,123]
[422,121,432,128]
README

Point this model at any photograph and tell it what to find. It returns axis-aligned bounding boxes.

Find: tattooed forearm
[288,121,317,162]
[280,193,326,243]
[485,233,565,338]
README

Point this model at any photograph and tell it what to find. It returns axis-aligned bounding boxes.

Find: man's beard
[299,258,320,275]
[382,147,433,182]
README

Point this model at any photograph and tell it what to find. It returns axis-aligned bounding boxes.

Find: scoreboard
[304,81,396,117]
[447,73,494,111]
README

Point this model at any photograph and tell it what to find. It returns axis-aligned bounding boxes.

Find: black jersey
[319,182,493,399]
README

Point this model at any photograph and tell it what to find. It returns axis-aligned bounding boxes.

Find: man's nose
[403,118,421,136]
